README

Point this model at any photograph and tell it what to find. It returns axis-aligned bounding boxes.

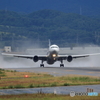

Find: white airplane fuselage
[47,44,59,64]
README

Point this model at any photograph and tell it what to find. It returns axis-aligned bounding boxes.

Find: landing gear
[60,64,64,67]
[40,64,44,67]
[40,60,44,67]
[60,60,64,67]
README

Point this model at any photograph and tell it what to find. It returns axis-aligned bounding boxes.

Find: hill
[0,9,100,50]
[0,0,100,16]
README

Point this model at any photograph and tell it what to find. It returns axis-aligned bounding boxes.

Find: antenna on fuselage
[49,39,51,47]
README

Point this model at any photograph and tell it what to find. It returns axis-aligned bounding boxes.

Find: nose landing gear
[40,60,44,67]
[60,60,64,67]
[60,64,64,67]
[40,64,44,67]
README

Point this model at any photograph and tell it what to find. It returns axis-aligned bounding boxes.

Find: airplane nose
[54,48,59,52]
[52,49,59,53]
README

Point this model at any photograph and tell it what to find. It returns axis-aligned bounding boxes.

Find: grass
[0,69,5,77]
[0,93,100,100]
[0,69,100,89]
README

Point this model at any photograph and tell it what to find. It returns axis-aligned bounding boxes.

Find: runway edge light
[24,75,29,78]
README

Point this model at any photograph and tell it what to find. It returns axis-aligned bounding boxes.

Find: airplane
[2,41,100,67]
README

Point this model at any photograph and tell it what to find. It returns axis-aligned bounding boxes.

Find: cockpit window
[51,46,58,48]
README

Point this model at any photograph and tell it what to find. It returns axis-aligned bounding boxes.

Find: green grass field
[0,69,100,89]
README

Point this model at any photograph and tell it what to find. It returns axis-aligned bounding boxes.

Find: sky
[0,0,100,15]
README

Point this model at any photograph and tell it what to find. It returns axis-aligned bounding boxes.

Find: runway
[5,67,100,77]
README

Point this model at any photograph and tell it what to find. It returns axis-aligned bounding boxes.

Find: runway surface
[5,67,100,77]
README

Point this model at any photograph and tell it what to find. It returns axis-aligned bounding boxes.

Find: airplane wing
[2,52,100,62]
[2,53,34,59]
[58,53,100,62]
[72,53,100,58]
[2,53,47,61]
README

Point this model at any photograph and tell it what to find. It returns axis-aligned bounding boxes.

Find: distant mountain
[0,9,100,49]
[0,0,100,17]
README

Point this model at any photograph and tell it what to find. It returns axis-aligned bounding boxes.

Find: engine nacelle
[67,55,73,62]
[33,56,38,62]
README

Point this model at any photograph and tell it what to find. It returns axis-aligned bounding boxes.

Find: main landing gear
[40,60,44,67]
[60,60,64,67]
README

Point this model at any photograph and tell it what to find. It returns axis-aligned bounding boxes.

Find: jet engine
[67,56,73,62]
[33,56,38,62]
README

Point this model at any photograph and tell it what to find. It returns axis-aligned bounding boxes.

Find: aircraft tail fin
[49,39,51,47]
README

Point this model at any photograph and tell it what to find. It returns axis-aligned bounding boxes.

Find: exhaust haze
[0,46,100,68]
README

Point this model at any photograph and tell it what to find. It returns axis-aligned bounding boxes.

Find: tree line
[0,9,100,49]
